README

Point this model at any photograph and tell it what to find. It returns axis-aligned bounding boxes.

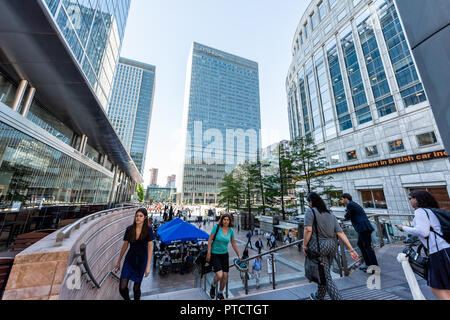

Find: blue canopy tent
[156,218,183,235]
[159,222,210,244]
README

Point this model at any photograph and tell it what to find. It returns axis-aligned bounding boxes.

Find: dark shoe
[210,285,216,299]
[217,293,225,300]
[359,266,368,272]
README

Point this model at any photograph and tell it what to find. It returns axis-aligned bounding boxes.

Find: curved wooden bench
[11,230,56,254]
[0,257,14,299]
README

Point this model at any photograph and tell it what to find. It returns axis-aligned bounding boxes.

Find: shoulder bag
[304,208,327,285]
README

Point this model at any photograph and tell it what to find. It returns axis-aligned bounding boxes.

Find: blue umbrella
[157,218,183,235]
[159,222,210,244]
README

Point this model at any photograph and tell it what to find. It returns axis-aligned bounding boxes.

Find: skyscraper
[166,175,176,188]
[108,58,156,174]
[179,42,262,205]
[43,0,131,110]
[0,0,139,227]
[286,0,450,212]
[150,168,159,187]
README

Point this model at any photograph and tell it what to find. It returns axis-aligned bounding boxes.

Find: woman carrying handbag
[396,190,450,300]
[303,192,359,300]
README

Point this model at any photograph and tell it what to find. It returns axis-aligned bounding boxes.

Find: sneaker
[217,293,225,300]
[209,285,216,299]
[309,293,321,300]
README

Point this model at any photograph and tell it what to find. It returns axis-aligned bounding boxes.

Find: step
[141,287,210,300]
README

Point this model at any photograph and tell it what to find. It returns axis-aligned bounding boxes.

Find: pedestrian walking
[395,190,450,300]
[246,230,253,249]
[342,193,378,271]
[252,256,262,289]
[114,208,154,301]
[206,214,241,300]
[304,192,358,300]
[270,233,277,249]
[255,237,264,255]
[265,232,271,247]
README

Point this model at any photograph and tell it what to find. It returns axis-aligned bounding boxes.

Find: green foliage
[137,184,145,203]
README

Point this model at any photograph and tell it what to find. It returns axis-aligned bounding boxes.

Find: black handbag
[403,243,430,281]
[304,209,327,285]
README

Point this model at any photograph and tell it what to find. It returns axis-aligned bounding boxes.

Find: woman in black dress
[114,208,154,300]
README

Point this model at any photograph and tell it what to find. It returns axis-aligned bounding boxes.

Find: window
[329,190,344,207]
[365,145,379,157]
[388,139,405,153]
[417,132,437,146]
[311,11,317,30]
[360,189,388,209]
[347,150,357,161]
[329,0,337,8]
[353,0,362,6]
[304,22,309,38]
[318,1,326,20]
[409,187,450,211]
[338,10,347,22]
[331,154,340,165]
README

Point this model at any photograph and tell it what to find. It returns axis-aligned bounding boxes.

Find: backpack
[428,208,450,244]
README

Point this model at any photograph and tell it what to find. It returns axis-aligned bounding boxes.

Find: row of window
[330,131,438,164]
[329,186,450,211]
[288,0,427,141]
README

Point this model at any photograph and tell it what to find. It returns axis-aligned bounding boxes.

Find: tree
[136,184,145,203]
[218,169,243,212]
[236,162,260,230]
[264,141,296,221]
[290,136,334,212]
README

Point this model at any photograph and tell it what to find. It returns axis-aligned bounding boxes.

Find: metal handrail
[55,206,138,246]
[79,243,120,289]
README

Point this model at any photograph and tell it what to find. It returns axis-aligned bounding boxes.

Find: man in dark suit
[342,193,378,272]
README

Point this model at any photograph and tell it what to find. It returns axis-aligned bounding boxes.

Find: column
[20,87,36,117]
[12,80,28,112]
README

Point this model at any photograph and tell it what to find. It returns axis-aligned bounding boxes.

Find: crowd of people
[113,190,449,301]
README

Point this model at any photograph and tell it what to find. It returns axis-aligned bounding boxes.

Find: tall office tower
[108,58,156,174]
[150,168,159,187]
[166,175,176,188]
[42,0,131,110]
[179,42,262,205]
[286,0,450,213]
[0,0,140,225]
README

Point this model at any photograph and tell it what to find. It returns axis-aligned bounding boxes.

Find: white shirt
[403,208,450,255]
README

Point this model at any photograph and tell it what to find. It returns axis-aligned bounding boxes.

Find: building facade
[149,168,159,187]
[108,58,156,174]
[0,0,140,212]
[166,175,176,188]
[146,187,176,203]
[286,0,450,214]
[179,42,262,205]
[43,0,131,110]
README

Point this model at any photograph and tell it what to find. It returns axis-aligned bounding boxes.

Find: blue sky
[120,0,309,187]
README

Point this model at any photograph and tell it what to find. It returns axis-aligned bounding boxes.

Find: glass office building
[179,42,261,205]
[0,0,140,214]
[286,0,450,213]
[108,58,156,175]
[43,0,131,110]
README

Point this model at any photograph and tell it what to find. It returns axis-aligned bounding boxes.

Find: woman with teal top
[206,213,241,300]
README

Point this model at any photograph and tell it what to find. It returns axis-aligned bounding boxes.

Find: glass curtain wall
[0,122,112,208]
[42,0,131,110]
[340,26,372,125]
[356,10,396,117]
[306,60,324,142]
[326,41,352,131]
[376,0,426,107]
[298,72,311,139]
[314,50,336,140]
